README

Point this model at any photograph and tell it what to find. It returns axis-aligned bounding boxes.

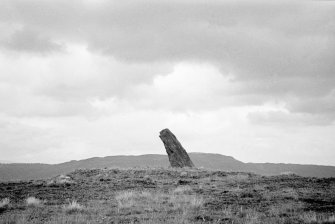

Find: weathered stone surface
[159,128,194,168]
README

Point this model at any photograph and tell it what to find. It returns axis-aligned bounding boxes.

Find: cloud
[0,28,63,54]
[0,45,171,117]
[125,63,233,111]
[287,90,335,115]
[248,111,334,126]
[0,0,334,123]
[247,90,335,126]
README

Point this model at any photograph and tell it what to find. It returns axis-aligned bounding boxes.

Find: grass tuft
[0,198,10,209]
[114,189,204,222]
[173,185,193,195]
[25,196,43,207]
[300,212,335,224]
[63,200,85,214]
[115,190,141,209]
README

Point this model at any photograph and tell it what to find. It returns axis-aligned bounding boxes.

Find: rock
[159,128,195,168]
[180,171,188,177]
[47,175,75,186]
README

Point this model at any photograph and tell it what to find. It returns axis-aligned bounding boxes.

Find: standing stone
[159,128,195,168]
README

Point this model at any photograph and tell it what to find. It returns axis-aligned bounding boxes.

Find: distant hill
[0,153,334,181]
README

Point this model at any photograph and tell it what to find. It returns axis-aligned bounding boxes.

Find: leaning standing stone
[159,128,195,168]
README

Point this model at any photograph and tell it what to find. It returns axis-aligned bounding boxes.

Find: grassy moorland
[0,168,334,224]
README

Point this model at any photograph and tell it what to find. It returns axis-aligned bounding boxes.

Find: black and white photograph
[0,0,335,223]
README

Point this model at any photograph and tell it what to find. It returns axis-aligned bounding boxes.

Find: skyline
[0,0,335,165]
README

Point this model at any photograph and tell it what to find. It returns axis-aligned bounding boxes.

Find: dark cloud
[287,90,335,115]
[0,0,334,123]
[1,28,63,54]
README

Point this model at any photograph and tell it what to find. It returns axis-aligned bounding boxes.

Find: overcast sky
[0,0,334,165]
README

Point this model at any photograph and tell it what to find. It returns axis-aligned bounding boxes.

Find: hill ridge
[1,153,335,181]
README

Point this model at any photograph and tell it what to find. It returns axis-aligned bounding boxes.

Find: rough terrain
[0,168,334,223]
